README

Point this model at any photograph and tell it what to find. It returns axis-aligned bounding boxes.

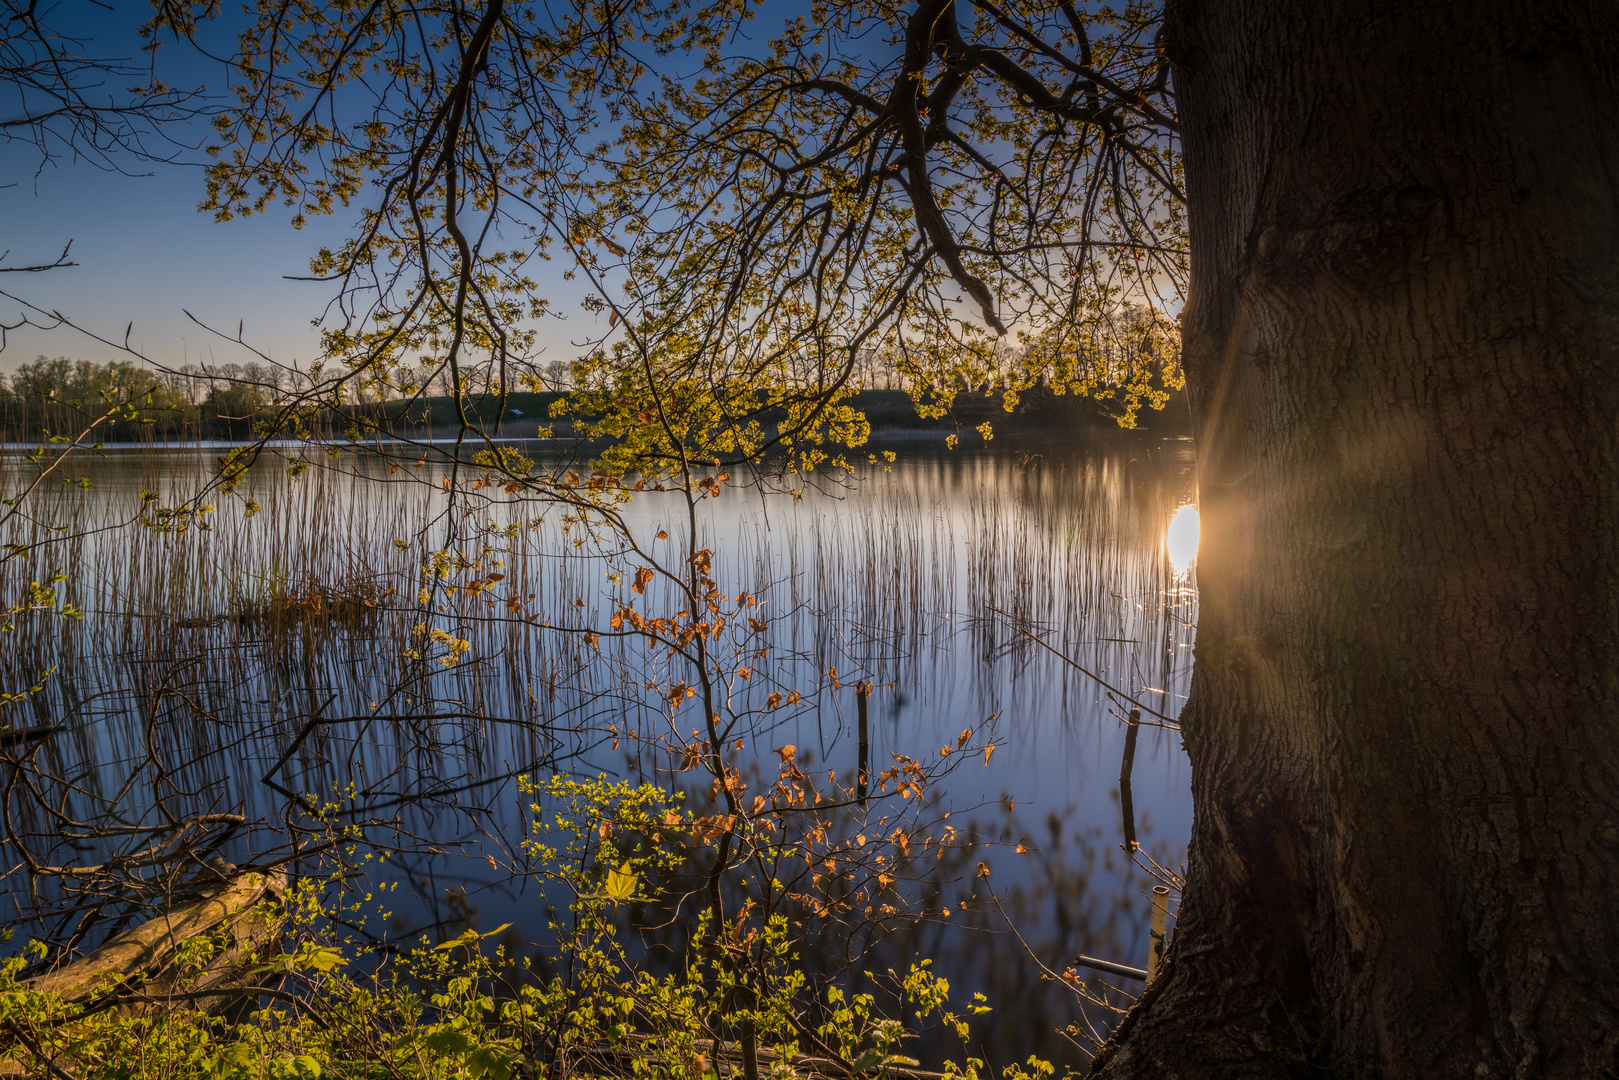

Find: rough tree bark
[1094,1,1619,1076]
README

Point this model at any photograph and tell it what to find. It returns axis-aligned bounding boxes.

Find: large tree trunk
[1093,2,1619,1076]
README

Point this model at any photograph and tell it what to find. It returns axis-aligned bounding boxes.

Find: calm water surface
[0,436,1197,1057]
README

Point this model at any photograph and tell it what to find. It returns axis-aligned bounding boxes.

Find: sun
[1166,503,1200,579]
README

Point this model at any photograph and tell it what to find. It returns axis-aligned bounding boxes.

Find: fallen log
[28,868,290,1009]
[0,871,289,1075]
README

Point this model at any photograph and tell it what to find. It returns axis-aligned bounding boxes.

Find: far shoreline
[0,388,1191,452]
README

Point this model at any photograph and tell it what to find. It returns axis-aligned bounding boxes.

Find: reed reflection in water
[0,437,1196,1062]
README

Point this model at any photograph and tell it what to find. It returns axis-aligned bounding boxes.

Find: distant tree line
[0,357,291,441]
[0,328,1185,445]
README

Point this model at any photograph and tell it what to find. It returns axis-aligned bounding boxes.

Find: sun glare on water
[1167,503,1200,579]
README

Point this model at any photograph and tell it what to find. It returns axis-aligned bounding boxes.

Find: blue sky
[1,142,605,377]
[1,0,328,372]
[1,147,339,372]
[0,0,599,376]
[3,0,1050,379]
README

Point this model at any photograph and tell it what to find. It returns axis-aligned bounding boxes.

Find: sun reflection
[1166,503,1200,578]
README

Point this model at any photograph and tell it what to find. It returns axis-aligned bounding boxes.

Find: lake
[0,434,1197,1061]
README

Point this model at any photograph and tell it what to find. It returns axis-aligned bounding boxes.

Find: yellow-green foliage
[156,0,1184,463]
[0,778,1059,1080]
